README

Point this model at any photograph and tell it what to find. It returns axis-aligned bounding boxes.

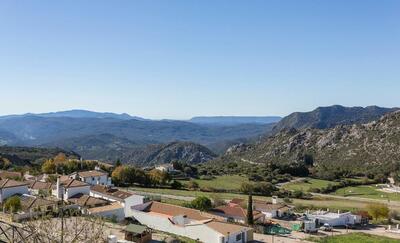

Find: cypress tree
[247,194,254,225]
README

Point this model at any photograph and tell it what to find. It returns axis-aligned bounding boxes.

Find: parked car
[320,223,333,232]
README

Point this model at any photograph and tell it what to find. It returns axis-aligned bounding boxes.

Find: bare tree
[24,216,107,243]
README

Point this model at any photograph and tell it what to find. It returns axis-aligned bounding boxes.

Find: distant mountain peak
[272,105,398,133]
[189,116,281,125]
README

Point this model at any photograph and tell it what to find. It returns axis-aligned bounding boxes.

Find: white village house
[306,210,359,227]
[155,164,175,173]
[52,178,90,200]
[131,201,254,243]
[90,185,149,217]
[0,179,29,203]
[69,168,112,186]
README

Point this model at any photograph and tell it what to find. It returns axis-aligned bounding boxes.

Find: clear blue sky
[0,1,399,119]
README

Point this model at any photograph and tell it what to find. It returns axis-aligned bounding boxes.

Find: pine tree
[247,194,254,225]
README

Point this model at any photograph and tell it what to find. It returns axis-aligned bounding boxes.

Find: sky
[0,1,399,119]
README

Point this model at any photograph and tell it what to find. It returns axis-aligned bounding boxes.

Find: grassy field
[179,175,248,191]
[333,185,400,202]
[283,178,339,191]
[128,186,392,211]
[309,233,400,243]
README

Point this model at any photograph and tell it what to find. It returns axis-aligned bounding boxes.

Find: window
[236,233,242,241]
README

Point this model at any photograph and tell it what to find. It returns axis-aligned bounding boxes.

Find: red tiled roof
[211,205,263,219]
[146,201,209,221]
[27,180,53,190]
[68,193,108,207]
[60,179,89,188]
[0,179,28,189]
[76,170,107,178]
[91,185,133,201]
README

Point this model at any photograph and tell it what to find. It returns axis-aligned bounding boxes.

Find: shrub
[4,196,21,213]
[190,196,212,211]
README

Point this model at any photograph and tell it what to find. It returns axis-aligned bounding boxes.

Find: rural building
[12,194,58,221]
[90,185,148,217]
[0,179,29,203]
[155,164,175,173]
[68,193,109,208]
[131,201,253,243]
[52,178,90,200]
[27,180,53,195]
[87,202,124,221]
[123,224,152,243]
[69,169,112,186]
[209,204,265,224]
[306,211,357,227]
[0,170,22,180]
[229,198,292,219]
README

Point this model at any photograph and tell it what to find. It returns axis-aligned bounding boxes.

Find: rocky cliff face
[220,111,400,177]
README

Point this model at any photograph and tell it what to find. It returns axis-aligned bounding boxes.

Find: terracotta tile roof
[253,202,290,212]
[76,170,108,178]
[211,205,263,220]
[91,185,133,201]
[0,170,22,179]
[145,201,209,221]
[20,195,56,211]
[68,193,108,207]
[230,198,245,205]
[27,180,53,190]
[0,179,28,189]
[60,179,89,188]
[87,202,123,213]
[205,221,251,235]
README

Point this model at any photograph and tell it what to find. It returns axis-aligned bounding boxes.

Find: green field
[333,185,400,202]
[309,233,400,243]
[179,175,248,191]
[128,186,397,211]
[283,178,339,191]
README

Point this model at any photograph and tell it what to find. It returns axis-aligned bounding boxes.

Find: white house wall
[132,210,223,243]
[65,186,90,199]
[0,186,29,202]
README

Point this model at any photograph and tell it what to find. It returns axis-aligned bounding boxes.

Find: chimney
[337,210,340,214]
[95,165,100,171]
[272,196,278,205]
[56,177,61,199]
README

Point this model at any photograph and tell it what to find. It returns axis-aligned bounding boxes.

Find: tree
[4,196,21,213]
[247,194,254,225]
[111,166,125,186]
[240,182,254,194]
[42,159,56,174]
[54,153,67,163]
[367,203,389,221]
[191,196,212,211]
[115,159,122,167]
[171,180,183,189]
[187,180,199,190]
[148,169,170,186]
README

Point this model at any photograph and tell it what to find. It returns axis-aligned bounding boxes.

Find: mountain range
[0,105,398,167]
[217,109,400,179]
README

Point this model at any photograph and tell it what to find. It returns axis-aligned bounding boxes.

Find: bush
[4,196,21,213]
[170,180,183,189]
[187,180,199,190]
[190,196,212,211]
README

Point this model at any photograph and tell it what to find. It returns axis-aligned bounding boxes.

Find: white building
[87,202,125,222]
[131,201,253,243]
[155,164,175,173]
[0,179,29,203]
[69,169,112,186]
[90,185,148,217]
[52,178,90,200]
[306,211,357,227]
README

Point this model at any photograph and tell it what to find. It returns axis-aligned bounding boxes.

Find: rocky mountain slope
[218,110,400,178]
[120,141,217,166]
[272,105,398,133]
[0,146,79,167]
